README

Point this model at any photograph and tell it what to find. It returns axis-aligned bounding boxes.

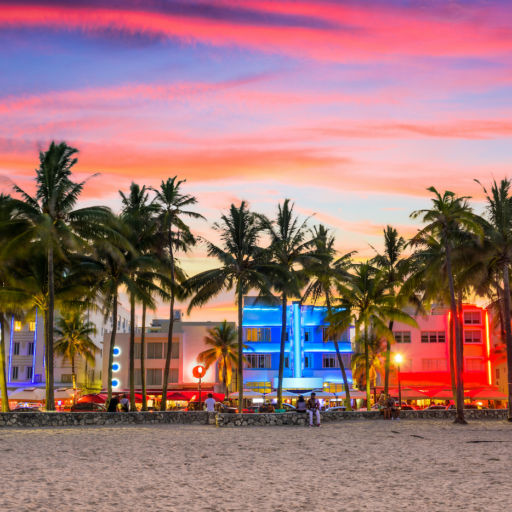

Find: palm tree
[328,262,417,410]
[260,199,312,408]
[475,179,512,421]
[351,332,385,393]
[371,226,408,396]
[8,142,110,409]
[411,187,482,424]
[54,310,99,402]
[185,201,272,412]
[197,321,247,397]
[152,177,204,411]
[303,225,355,410]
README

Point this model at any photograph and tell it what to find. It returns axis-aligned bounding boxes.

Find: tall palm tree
[260,199,312,408]
[197,321,247,397]
[152,177,204,411]
[303,225,355,410]
[475,179,512,421]
[8,142,110,409]
[54,310,99,402]
[328,262,417,410]
[371,226,408,396]
[185,201,272,412]
[411,187,482,424]
[351,332,385,393]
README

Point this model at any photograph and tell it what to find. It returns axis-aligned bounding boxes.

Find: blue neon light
[112,362,120,372]
[112,378,120,388]
[31,309,38,383]
[293,302,301,378]
[113,346,121,356]
[8,316,13,383]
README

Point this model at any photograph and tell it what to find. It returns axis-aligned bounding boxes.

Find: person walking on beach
[296,395,307,414]
[205,393,216,412]
[378,392,387,419]
[307,392,321,427]
[107,394,119,412]
[120,394,130,412]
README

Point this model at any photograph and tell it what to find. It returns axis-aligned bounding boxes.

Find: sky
[1,0,512,321]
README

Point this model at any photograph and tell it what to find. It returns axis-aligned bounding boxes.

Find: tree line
[1,141,511,425]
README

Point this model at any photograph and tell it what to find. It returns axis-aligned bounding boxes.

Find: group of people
[296,393,321,427]
[377,393,400,420]
[107,394,130,412]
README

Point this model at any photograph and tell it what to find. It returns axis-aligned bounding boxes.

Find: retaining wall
[0,409,508,428]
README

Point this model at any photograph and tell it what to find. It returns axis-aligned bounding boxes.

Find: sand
[0,420,511,512]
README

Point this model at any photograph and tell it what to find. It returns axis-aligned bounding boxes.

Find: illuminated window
[324,383,344,393]
[464,311,481,325]
[245,328,271,342]
[29,321,36,332]
[466,358,484,371]
[464,330,482,344]
[421,358,447,371]
[14,321,22,332]
[246,381,271,393]
[394,331,411,343]
[246,354,271,369]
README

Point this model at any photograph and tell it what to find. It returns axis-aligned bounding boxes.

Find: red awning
[77,393,107,404]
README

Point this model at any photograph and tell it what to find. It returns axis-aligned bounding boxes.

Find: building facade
[242,297,353,393]
[102,314,232,395]
[2,304,131,393]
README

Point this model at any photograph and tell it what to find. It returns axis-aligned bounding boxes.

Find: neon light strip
[32,309,38,383]
[485,311,492,385]
[293,302,301,378]
[8,316,13,383]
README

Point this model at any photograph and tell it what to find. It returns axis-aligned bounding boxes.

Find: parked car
[325,406,347,412]
[425,405,448,410]
[400,405,416,410]
[13,406,41,412]
[281,403,296,412]
[70,402,106,412]
[446,404,488,410]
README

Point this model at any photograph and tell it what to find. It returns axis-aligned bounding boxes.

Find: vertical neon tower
[292,301,301,378]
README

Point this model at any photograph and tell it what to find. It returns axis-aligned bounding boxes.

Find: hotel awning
[8,387,46,401]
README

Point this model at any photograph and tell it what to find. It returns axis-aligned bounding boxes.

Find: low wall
[0,409,507,428]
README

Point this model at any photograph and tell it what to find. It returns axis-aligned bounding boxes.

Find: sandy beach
[0,420,511,512]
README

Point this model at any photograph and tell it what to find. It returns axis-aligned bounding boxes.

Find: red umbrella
[166,391,188,401]
[77,393,107,404]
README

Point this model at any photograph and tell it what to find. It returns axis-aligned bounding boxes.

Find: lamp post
[192,365,206,409]
[394,354,403,410]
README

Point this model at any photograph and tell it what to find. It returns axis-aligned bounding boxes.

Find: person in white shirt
[204,393,216,412]
[306,392,321,427]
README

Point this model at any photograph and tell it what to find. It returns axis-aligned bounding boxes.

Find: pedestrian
[378,392,387,418]
[120,393,130,412]
[107,394,119,412]
[307,392,321,427]
[204,393,216,412]
[386,394,397,420]
[296,395,307,413]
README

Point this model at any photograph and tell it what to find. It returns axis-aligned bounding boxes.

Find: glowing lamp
[112,362,120,373]
[394,354,403,364]
[111,378,120,388]
[113,346,121,357]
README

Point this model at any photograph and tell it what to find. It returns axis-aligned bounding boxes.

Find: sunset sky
[2,1,512,321]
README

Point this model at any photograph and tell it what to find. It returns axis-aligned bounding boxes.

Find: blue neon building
[242,297,353,392]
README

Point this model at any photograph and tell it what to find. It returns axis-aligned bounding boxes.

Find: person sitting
[296,395,307,413]
[306,392,321,427]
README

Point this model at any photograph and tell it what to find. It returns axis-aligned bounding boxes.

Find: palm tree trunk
[445,243,466,424]
[141,303,147,411]
[222,354,228,398]
[449,310,456,401]
[501,263,512,421]
[365,324,370,411]
[384,321,394,395]
[161,235,176,411]
[129,293,136,411]
[0,314,10,412]
[46,245,55,411]
[277,294,287,409]
[71,355,76,405]
[333,339,352,411]
[107,292,118,406]
[237,286,244,413]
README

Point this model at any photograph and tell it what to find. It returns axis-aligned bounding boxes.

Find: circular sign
[192,365,206,379]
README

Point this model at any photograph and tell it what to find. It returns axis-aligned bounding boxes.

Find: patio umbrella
[166,391,188,401]
[54,388,76,400]
[468,387,508,400]
[77,394,106,404]
[267,390,299,398]
[229,390,264,399]
[8,387,46,401]
[303,391,334,398]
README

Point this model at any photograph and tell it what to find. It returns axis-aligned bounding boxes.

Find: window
[464,330,482,344]
[304,355,312,368]
[284,356,289,368]
[134,343,141,359]
[322,327,333,342]
[13,342,20,355]
[324,383,344,393]
[146,369,162,386]
[394,331,411,343]
[421,358,447,371]
[322,355,338,368]
[304,328,314,342]
[466,358,484,372]
[245,328,271,342]
[11,366,18,380]
[29,321,36,332]
[14,321,22,332]
[464,311,481,325]
[135,369,142,386]
[26,366,33,380]
[246,354,271,369]
[170,343,179,359]
[27,342,34,356]
[421,331,445,343]
[168,369,179,383]
[147,343,163,359]
[61,374,73,383]
[246,381,271,393]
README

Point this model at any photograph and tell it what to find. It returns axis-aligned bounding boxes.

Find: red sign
[192,365,206,379]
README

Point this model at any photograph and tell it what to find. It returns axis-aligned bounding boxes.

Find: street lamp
[394,353,403,410]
